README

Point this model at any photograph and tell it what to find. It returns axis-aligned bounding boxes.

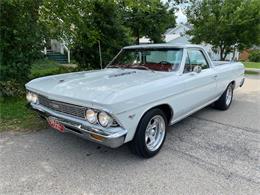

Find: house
[43,39,70,64]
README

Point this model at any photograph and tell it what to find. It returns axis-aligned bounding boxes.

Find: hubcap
[145,115,166,152]
[226,86,233,106]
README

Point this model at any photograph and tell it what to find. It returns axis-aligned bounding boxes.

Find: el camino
[26,44,245,158]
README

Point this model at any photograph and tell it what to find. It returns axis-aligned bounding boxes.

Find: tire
[129,108,167,158]
[214,83,234,110]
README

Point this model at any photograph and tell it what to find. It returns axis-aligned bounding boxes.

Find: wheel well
[230,80,235,88]
[149,104,173,124]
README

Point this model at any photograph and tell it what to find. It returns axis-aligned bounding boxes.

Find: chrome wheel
[145,115,166,152]
[226,85,233,106]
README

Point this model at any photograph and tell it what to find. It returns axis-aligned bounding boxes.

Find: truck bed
[213,61,234,66]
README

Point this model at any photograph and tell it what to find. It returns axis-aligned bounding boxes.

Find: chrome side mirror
[193,65,202,73]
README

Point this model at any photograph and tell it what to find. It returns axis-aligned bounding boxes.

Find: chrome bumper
[30,103,127,148]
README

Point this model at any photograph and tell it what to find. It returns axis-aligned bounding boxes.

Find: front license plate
[47,117,65,133]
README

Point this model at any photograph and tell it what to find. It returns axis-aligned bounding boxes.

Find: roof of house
[167,35,191,44]
[165,23,192,35]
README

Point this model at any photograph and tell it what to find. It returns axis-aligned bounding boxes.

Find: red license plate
[47,117,65,133]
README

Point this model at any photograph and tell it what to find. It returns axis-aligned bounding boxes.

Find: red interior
[116,63,172,72]
[143,63,172,72]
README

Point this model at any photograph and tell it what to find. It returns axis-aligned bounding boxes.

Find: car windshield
[107,48,183,72]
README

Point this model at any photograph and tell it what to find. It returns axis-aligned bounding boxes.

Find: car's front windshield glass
[108,48,183,72]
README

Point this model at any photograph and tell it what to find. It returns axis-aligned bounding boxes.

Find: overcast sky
[161,0,188,24]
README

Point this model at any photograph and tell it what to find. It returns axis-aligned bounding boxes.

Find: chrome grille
[38,95,86,118]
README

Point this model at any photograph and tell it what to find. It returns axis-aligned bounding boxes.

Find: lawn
[243,62,260,69]
[30,58,77,78]
[0,59,77,132]
[0,97,47,132]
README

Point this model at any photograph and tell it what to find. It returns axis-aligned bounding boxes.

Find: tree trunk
[135,29,140,45]
[220,46,225,61]
[223,50,229,61]
[135,37,139,45]
[220,47,224,61]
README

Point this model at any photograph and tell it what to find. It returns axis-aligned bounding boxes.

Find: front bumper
[30,103,127,148]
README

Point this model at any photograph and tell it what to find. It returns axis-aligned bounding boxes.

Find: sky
[161,0,188,24]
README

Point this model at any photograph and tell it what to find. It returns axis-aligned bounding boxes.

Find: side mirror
[193,65,202,73]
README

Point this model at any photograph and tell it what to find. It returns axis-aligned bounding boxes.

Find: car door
[180,48,218,113]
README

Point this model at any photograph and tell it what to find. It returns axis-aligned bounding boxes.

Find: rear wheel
[214,83,234,110]
[129,108,167,158]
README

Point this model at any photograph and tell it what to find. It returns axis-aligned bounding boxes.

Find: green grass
[243,62,260,69]
[30,58,77,79]
[31,59,61,75]
[0,97,47,132]
[245,70,260,75]
[0,58,78,132]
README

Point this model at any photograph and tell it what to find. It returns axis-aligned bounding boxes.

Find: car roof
[123,43,203,50]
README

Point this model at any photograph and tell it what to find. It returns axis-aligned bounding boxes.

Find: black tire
[214,83,234,110]
[129,108,167,158]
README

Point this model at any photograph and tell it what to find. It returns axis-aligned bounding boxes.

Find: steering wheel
[159,61,171,65]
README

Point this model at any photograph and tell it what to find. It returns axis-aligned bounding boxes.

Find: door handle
[213,75,218,78]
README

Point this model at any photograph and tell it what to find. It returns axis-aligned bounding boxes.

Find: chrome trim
[31,103,127,148]
[36,94,120,128]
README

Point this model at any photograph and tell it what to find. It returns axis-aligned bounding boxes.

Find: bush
[248,50,260,62]
[0,80,25,97]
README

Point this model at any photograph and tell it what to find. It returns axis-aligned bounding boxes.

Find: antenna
[98,41,103,69]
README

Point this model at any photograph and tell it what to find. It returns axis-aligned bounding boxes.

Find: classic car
[26,44,245,158]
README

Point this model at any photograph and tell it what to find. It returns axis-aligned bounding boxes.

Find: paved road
[1,75,259,195]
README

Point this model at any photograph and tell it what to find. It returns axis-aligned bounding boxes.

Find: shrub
[248,50,260,62]
[0,80,25,97]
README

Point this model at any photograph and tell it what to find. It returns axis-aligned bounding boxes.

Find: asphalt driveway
[1,75,259,195]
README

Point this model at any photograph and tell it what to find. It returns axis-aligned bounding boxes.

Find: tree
[40,0,131,68]
[0,0,45,82]
[121,0,176,44]
[187,0,260,60]
[72,0,131,68]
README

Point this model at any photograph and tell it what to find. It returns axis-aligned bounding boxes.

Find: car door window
[184,49,209,73]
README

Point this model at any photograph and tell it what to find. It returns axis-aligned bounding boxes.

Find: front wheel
[214,83,234,110]
[129,108,167,158]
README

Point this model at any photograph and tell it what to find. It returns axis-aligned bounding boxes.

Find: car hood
[26,68,175,108]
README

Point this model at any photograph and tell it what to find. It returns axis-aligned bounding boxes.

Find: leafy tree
[72,0,131,68]
[121,0,176,44]
[0,0,45,82]
[187,0,260,60]
[40,0,131,68]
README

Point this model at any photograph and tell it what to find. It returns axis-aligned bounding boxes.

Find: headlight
[31,93,38,104]
[26,92,38,104]
[98,112,113,127]
[85,109,97,124]
[26,92,33,102]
